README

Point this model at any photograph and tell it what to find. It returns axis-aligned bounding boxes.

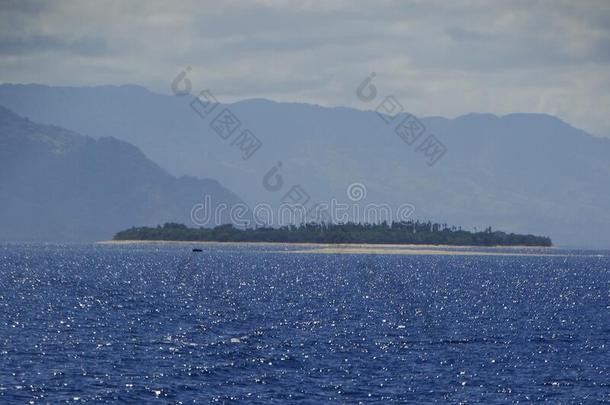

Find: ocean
[0,243,608,403]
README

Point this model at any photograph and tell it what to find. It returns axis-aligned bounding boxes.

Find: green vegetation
[113,221,552,246]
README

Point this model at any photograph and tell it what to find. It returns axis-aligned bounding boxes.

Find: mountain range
[0,83,609,247]
[0,105,243,242]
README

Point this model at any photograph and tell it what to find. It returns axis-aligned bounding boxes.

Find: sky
[1,0,609,137]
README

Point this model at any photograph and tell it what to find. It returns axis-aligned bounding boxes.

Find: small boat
[192,248,203,252]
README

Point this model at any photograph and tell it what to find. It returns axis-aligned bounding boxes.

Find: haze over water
[1,243,608,403]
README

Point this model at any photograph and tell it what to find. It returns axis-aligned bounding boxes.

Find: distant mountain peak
[0,107,246,242]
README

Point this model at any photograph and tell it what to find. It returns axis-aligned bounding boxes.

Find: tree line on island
[113,221,552,246]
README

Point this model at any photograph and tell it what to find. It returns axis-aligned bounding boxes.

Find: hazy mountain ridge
[0,105,244,242]
[1,84,609,247]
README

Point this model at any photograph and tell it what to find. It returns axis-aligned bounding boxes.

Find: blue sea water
[0,243,609,403]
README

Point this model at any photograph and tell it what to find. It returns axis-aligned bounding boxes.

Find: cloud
[445,27,489,42]
[0,35,110,56]
[0,0,609,136]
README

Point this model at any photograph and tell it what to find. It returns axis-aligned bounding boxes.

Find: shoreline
[98,239,553,249]
[94,240,608,257]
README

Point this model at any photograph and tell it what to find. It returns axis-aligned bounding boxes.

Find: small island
[113,221,552,247]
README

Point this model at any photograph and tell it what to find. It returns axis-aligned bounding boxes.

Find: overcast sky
[1,0,609,137]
